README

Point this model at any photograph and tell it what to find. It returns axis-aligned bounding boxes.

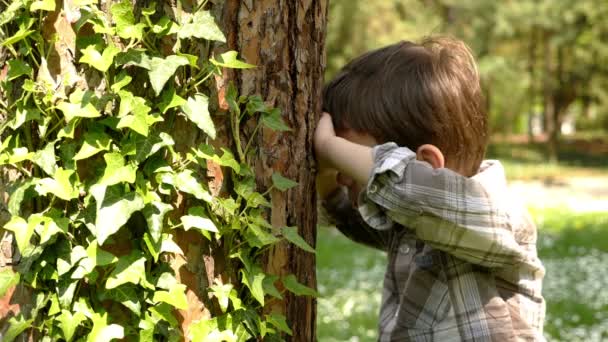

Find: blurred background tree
[325,0,608,162]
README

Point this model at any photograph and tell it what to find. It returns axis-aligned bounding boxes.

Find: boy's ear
[416,144,445,169]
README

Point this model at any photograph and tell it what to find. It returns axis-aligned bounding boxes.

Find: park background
[316,1,608,341]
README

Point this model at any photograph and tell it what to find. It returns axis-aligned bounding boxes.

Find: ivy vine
[0,0,316,341]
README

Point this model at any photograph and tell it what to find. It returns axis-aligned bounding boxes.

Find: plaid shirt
[323,143,545,341]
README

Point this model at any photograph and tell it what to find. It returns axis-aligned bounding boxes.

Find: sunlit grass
[316,210,608,342]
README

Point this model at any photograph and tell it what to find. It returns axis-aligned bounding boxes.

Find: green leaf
[115,49,153,69]
[86,241,118,266]
[271,173,298,191]
[35,168,79,200]
[74,131,111,160]
[155,272,178,290]
[57,310,86,342]
[210,51,255,69]
[153,283,188,310]
[110,72,132,92]
[56,89,102,122]
[266,314,292,336]
[178,10,226,42]
[181,207,218,233]
[282,274,319,297]
[192,145,240,173]
[0,268,20,297]
[99,285,142,315]
[7,59,32,80]
[8,178,37,216]
[281,226,315,253]
[117,91,152,136]
[180,94,216,139]
[90,185,145,245]
[4,216,33,253]
[142,201,173,242]
[98,153,137,186]
[35,211,69,245]
[58,119,79,139]
[80,44,121,72]
[117,111,149,136]
[33,141,57,176]
[149,303,178,327]
[130,132,174,163]
[111,0,145,39]
[261,108,291,131]
[152,16,178,36]
[9,106,40,130]
[174,170,213,202]
[209,282,233,313]
[105,253,147,289]
[148,55,189,96]
[241,268,266,306]
[87,312,124,342]
[1,28,34,47]
[158,87,186,114]
[262,275,282,300]
[3,315,33,342]
[30,0,55,11]
[6,147,34,164]
[244,224,279,248]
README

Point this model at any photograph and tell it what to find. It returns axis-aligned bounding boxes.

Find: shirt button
[368,184,378,193]
[399,245,410,254]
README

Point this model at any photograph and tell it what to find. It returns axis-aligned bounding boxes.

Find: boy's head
[323,36,488,176]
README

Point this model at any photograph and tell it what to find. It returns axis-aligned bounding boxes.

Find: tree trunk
[218,1,327,339]
[1,0,327,340]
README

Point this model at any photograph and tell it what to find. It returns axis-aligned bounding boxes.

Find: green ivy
[0,0,316,340]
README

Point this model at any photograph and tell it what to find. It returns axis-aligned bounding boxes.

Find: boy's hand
[314,112,337,168]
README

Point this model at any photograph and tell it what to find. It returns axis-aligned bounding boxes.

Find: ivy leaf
[158,86,186,114]
[35,168,79,200]
[7,59,32,80]
[57,310,86,342]
[56,89,102,122]
[110,0,145,39]
[8,178,37,216]
[86,241,118,266]
[90,185,145,245]
[149,303,178,327]
[155,272,178,290]
[181,207,218,233]
[99,285,141,315]
[87,312,124,342]
[115,49,153,69]
[6,147,34,164]
[282,274,319,297]
[33,141,57,176]
[191,145,240,173]
[9,106,40,130]
[266,314,293,336]
[0,268,20,297]
[281,226,315,253]
[110,72,132,92]
[152,283,188,310]
[210,51,255,69]
[30,0,55,11]
[209,282,233,313]
[261,108,291,131]
[177,10,226,42]
[35,211,69,245]
[148,55,189,96]
[142,201,173,243]
[244,224,279,248]
[241,268,266,306]
[98,153,137,186]
[180,94,216,139]
[271,173,298,191]
[262,275,282,300]
[152,16,179,36]
[174,170,213,202]
[58,119,79,139]
[105,253,147,289]
[74,131,111,160]
[80,44,121,72]
[117,91,152,136]
[1,27,34,47]
[117,111,149,136]
[3,315,34,342]
[130,132,174,163]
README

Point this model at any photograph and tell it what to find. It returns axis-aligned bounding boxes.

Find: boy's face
[336,129,378,207]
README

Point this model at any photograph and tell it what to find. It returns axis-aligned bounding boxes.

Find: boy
[315,37,545,341]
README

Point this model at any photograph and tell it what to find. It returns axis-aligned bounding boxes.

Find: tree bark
[217,1,327,340]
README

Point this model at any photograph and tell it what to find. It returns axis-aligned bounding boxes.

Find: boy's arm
[315,113,527,268]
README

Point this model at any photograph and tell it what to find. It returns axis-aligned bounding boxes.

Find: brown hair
[323,36,488,176]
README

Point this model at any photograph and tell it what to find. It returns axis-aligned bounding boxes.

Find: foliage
[0,0,315,340]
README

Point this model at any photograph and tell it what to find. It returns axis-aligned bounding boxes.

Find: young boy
[315,37,545,341]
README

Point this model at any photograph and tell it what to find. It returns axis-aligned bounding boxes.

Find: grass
[317,211,608,341]
[317,138,608,341]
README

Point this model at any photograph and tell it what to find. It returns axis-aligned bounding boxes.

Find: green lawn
[317,210,608,341]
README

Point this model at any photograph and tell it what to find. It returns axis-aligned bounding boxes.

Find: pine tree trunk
[218,1,327,339]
